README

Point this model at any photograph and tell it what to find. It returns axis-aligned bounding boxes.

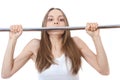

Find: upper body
[1,8,109,79]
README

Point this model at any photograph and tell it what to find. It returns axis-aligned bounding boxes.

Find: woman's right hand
[9,25,23,40]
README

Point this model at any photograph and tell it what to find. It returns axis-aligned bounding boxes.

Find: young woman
[1,8,109,80]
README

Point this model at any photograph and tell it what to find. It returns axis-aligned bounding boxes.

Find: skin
[1,9,109,79]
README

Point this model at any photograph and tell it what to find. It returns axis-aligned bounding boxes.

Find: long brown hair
[36,8,82,74]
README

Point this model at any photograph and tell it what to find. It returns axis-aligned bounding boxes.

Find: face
[46,9,66,36]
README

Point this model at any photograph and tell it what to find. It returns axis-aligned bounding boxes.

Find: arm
[1,25,34,78]
[73,23,109,75]
[92,35,109,75]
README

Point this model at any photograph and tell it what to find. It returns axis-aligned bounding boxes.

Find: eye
[47,18,53,21]
[59,18,65,21]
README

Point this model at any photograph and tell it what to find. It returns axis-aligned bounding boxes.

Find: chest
[37,55,79,80]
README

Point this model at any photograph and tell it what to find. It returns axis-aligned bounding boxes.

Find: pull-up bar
[0,24,120,31]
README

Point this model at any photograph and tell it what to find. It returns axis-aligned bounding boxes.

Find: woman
[1,8,109,80]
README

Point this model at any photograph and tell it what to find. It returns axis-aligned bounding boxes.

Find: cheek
[46,22,53,26]
[46,22,66,26]
[60,22,66,25]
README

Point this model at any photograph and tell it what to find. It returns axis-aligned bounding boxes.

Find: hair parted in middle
[36,8,83,75]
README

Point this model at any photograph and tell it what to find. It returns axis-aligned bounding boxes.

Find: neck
[49,35,62,49]
[49,35,64,57]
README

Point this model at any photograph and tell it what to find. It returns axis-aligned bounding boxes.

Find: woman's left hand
[85,23,100,38]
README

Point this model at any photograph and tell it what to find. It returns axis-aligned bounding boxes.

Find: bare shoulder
[29,38,40,47]
[72,36,84,44]
[24,38,40,55]
[28,38,40,53]
[25,38,40,61]
[72,36,87,49]
[72,36,81,41]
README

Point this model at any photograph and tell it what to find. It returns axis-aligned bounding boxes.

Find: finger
[14,25,18,33]
[10,25,12,32]
[16,25,20,32]
[10,25,15,32]
[94,23,98,31]
[10,25,18,33]
[91,23,98,31]
[91,23,96,31]
[86,23,91,31]
[18,25,23,33]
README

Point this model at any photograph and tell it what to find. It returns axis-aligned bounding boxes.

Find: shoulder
[72,36,83,43]
[24,38,40,54]
[28,38,40,51]
[72,36,87,49]
[29,38,40,46]
[25,38,40,61]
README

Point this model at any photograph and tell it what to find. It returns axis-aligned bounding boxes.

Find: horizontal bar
[0,24,120,31]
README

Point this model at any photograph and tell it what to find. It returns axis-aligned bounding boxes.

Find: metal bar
[0,24,120,31]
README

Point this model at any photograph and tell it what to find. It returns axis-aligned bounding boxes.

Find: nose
[54,22,58,24]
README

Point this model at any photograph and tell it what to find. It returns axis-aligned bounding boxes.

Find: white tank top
[38,54,79,80]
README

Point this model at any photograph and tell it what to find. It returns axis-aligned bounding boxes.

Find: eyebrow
[47,15,53,17]
[58,15,64,17]
[48,15,64,17]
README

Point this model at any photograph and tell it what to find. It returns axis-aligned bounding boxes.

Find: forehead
[48,9,63,17]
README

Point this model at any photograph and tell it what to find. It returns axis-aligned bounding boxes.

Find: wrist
[92,35,101,40]
[9,38,17,42]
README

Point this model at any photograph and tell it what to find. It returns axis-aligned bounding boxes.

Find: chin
[47,30,64,35]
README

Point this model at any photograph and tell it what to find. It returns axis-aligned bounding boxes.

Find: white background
[0,0,120,80]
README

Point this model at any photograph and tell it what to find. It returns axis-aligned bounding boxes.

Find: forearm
[1,39,17,77]
[92,36,109,74]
